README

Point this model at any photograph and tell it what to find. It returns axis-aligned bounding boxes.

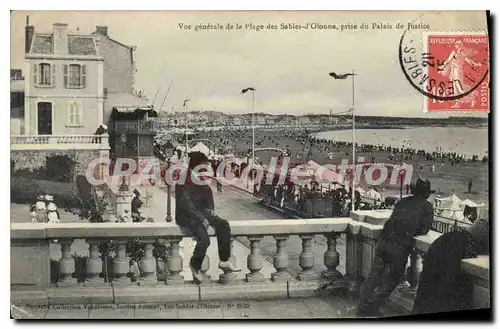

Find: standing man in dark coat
[356,178,434,317]
[175,152,240,283]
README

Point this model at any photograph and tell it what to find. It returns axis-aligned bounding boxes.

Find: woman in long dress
[35,195,48,223]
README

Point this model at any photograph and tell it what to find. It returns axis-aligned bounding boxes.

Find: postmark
[398,16,490,113]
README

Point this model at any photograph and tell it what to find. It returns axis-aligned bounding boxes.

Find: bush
[45,154,76,183]
[10,177,79,208]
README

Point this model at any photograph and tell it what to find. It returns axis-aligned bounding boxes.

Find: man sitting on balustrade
[175,152,241,284]
[356,178,434,317]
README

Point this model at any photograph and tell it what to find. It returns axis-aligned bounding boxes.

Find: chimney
[96,26,108,37]
[53,23,68,54]
[25,16,34,53]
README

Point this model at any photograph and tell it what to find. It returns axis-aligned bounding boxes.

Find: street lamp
[165,157,173,222]
[399,168,407,200]
[119,132,128,191]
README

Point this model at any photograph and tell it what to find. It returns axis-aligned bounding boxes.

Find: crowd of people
[258,179,390,218]
[29,194,60,224]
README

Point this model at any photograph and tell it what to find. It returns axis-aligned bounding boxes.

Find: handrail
[11,218,352,240]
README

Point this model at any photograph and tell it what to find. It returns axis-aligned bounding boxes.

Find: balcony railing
[10,134,110,151]
[10,213,490,313]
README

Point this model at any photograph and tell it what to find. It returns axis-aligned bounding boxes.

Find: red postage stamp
[424,32,490,112]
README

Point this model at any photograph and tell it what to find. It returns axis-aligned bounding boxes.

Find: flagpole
[351,69,356,212]
[252,90,255,165]
[184,101,188,157]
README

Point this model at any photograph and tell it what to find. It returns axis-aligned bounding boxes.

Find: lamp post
[165,157,173,222]
[119,132,128,191]
[329,70,356,212]
[399,168,406,200]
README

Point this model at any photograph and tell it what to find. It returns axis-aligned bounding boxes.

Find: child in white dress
[46,195,60,224]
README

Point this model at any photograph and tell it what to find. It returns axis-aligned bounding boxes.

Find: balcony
[10,210,490,319]
[10,134,110,151]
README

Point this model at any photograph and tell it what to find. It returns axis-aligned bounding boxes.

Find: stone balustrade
[11,212,490,311]
[11,134,110,151]
[350,210,490,314]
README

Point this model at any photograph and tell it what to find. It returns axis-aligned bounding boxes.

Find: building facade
[24,22,104,136]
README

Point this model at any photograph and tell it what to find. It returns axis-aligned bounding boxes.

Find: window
[32,63,55,86]
[67,100,83,127]
[64,64,87,88]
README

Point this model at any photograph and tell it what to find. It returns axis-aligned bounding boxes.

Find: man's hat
[413,178,432,198]
[133,189,141,197]
[188,151,209,170]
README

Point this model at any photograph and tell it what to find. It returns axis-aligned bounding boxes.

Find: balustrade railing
[11,219,350,291]
[11,134,109,146]
[11,213,489,310]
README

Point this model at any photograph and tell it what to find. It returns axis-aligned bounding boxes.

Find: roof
[68,35,97,55]
[91,31,134,49]
[107,92,150,110]
[31,34,53,54]
[30,33,97,55]
[10,80,24,93]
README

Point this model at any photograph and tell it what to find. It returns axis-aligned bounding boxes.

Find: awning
[107,92,156,113]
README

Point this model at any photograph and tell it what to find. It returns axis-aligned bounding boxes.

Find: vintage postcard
[10,10,490,320]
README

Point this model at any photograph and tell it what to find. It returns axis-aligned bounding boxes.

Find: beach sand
[201,129,489,206]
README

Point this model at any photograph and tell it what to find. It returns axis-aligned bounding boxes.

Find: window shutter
[67,100,75,125]
[81,65,87,88]
[32,64,38,85]
[77,101,83,125]
[51,65,56,86]
[63,65,68,87]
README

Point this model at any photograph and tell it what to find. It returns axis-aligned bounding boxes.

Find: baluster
[271,235,290,282]
[322,233,343,282]
[220,238,238,284]
[139,239,157,286]
[113,240,130,285]
[85,239,103,286]
[345,231,363,297]
[298,235,318,281]
[246,236,265,282]
[165,238,184,285]
[405,250,422,297]
[200,254,211,281]
[57,239,77,287]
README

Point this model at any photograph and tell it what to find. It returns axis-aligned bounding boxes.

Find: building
[90,25,156,162]
[11,69,25,134]
[24,20,104,136]
[91,25,146,125]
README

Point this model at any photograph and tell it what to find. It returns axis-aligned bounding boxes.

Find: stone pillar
[220,238,238,284]
[113,240,130,285]
[271,235,290,282]
[57,239,77,287]
[322,233,343,282]
[298,235,318,281]
[345,231,364,297]
[139,239,157,286]
[116,188,133,220]
[246,236,265,282]
[405,250,422,297]
[85,239,103,287]
[166,238,184,285]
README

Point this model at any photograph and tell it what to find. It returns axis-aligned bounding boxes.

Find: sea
[314,127,488,159]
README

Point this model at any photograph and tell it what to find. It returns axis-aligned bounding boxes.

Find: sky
[10,10,489,117]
